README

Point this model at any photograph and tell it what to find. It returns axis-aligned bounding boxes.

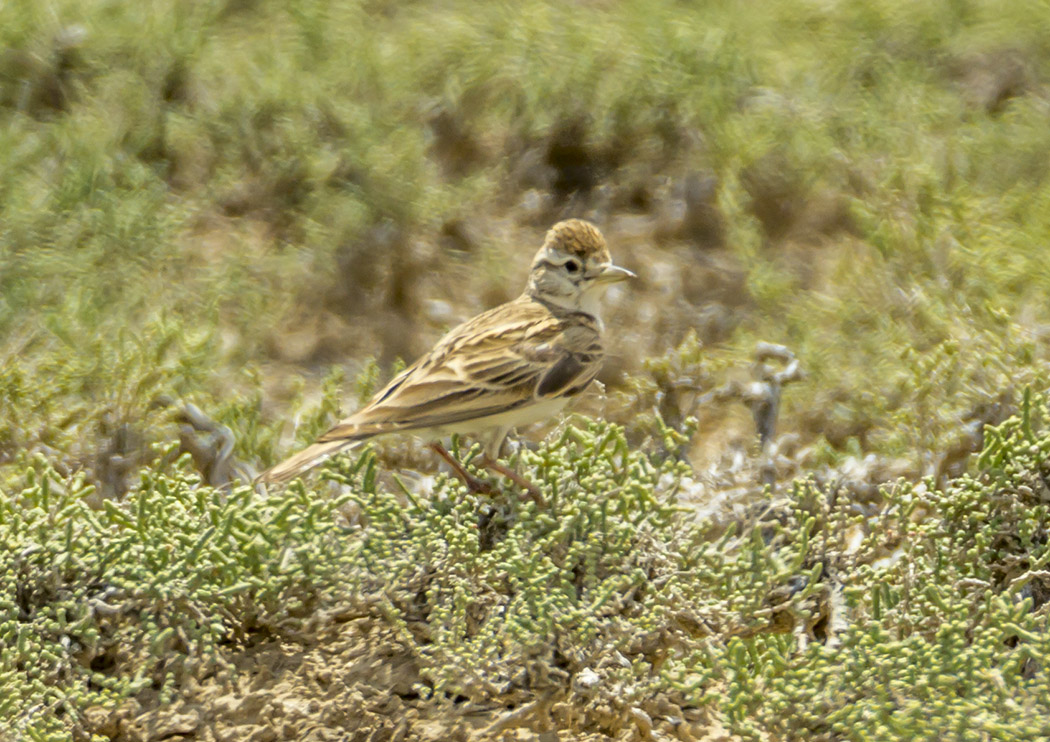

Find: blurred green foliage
[4,0,1050,738]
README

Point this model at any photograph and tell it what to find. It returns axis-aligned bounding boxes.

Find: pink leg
[429,443,495,495]
[478,456,545,508]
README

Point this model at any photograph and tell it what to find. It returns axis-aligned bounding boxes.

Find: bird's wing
[318,297,603,442]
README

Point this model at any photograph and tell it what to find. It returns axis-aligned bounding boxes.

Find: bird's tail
[256,438,358,485]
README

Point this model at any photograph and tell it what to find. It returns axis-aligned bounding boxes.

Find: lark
[258,219,634,500]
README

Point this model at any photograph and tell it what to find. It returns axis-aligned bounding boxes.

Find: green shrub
[5,398,1050,739]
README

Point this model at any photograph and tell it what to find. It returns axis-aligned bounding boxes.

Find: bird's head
[525,219,634,315]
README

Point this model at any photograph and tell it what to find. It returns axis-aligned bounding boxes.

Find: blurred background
[3,0,1050,495]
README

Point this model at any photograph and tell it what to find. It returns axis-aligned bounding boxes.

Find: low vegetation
[3,0,1050,739]
[6,401,1050,740]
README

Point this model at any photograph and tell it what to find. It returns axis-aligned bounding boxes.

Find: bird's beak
[596,264,636,284]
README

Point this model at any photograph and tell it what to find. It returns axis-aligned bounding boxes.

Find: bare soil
[86,615,732,742]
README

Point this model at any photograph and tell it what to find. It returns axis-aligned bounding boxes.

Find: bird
[257,219,634,501]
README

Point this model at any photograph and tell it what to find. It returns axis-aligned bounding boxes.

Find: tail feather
[257,438,358,485]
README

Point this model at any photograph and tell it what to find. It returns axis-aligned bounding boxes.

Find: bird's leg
[477,456,545,508]
[428,442,495,495]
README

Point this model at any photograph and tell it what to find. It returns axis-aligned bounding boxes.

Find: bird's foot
[428,443,543,506]
[429,443,496,496]
[464,472,498,496]
[477,456,546,508]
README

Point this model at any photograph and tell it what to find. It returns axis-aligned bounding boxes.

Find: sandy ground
[85,614,733,742]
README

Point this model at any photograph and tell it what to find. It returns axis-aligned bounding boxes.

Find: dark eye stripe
[539,258,583,273]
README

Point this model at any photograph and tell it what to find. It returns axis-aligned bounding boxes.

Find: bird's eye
[564,259,581,273]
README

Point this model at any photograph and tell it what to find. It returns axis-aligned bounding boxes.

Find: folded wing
[258,297,602,485]
[319,298,602,441]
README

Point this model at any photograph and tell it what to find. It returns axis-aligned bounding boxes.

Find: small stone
[630,707,654,736]
[573,668,601,691]
[424,299,455,325]
[82,706,120,738]
[248,725,278,742]
[137,709,200,741]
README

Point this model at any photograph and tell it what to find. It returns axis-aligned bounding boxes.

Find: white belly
[428,397,571,438]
